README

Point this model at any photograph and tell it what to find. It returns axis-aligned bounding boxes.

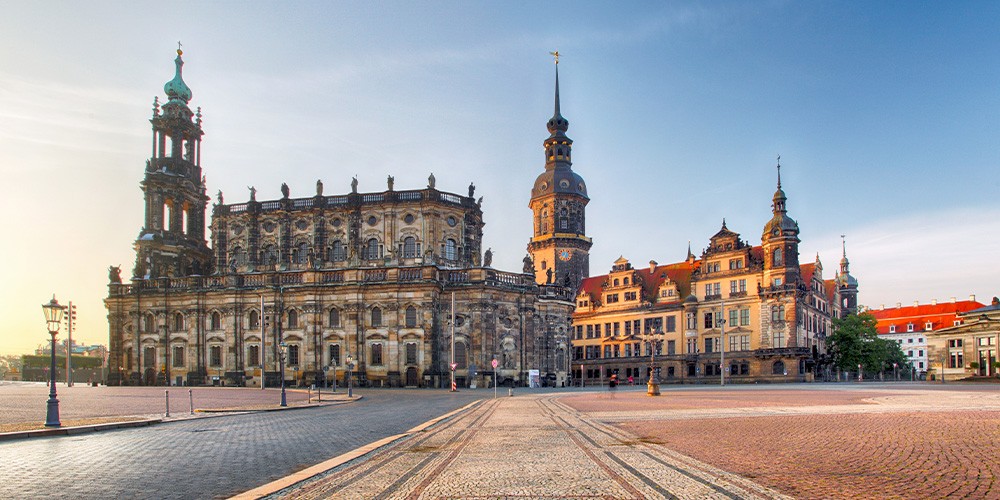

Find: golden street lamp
[639,328,664,396]
[42,296,64,427]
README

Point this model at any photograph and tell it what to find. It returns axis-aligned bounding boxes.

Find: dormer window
[925,322,933,330]
[623,277,629,285]
[907,323,914,332]
[889,325,896,333]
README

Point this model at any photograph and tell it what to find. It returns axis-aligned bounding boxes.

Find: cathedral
[104,49,586,387]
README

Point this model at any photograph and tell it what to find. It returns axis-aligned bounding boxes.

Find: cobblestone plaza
[3,382,998,499]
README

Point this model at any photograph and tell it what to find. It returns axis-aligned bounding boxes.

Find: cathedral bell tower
[133,47,212,279]
[527,53,591,290]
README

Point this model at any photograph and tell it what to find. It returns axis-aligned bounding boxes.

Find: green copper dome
[164,49,192,103]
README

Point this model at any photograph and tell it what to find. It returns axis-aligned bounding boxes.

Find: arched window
[249,310,260,330]
[287,309,298,329]
[329,240,346,262]
[144,313,155,333]
[455,342,468,369]
[210,311,221,331]
[232,246,247,265]
[541,210,549,233]
[444,239,457,260]
[370,343,383,365]
[772,360,786,375]
[328,308,340,327]
[403,236,417,258]
[773,247,783,266]
[294,242,308,264]
[558,208,569,230]
[371,307,382,327]
[261,245,277,265]
[364,238,380,260]
[613,278,619,287]
[623,277,629,286]
[173,312,184,331]
[405,306,417,328]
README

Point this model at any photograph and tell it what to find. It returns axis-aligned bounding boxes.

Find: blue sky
[1,1,998,354]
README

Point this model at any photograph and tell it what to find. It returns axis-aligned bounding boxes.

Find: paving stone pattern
[575,385,1000,500]
[276,394,787,499]
[0,388,483,499]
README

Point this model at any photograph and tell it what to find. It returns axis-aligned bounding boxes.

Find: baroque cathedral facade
[104,50,585,387]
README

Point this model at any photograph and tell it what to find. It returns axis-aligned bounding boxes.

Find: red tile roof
[577,259,700,307]
[870,300,985,335]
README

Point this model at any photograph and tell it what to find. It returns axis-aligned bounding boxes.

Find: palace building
[570,173,859,383]
[104,49,580,388]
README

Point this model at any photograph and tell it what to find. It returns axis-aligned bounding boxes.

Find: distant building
[870,296,984,375]
[570,175,857,383]
[104,49,578,387]
[926,296,999,379]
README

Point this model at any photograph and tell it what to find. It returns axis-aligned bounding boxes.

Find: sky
[1,1,998,355]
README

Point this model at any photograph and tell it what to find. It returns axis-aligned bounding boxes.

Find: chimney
[896,302,901,309]
[914,301,919,307]
[880,304,885,310]
[970,294,976,302]
[932,299,938,306]
[950,297,956,303]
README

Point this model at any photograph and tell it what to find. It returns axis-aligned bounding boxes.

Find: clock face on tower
[558,249,572,261]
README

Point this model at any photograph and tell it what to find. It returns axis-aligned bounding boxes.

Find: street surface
[268,383,1000,499]
[0,386,483,499]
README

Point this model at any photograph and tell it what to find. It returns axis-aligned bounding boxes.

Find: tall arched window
[261,245,278,265]
[329,240,346,262]
[328,308,340,327]
[403,237,417,258]
[455,342,468,369]
[405,306,417,328]
[173,312,184,331]
[364,238,380,260]
[371,307,382,327]
[232,246,247,265]
[144,313,155,333]
[210,311,221,331]
[287,309,298,329]
[294,242,308,264]
[249,310,260,330]
[773,247,783,266]
[444,239,457,260]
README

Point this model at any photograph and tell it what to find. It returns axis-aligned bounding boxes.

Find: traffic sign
[450,363,457,371]
[491,359,498,369]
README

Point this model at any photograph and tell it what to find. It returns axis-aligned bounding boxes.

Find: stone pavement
[248,384,1000,499]
[0,389,483,499]
[260,393,788,499]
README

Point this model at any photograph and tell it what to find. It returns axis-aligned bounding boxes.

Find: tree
[830,312,911,374]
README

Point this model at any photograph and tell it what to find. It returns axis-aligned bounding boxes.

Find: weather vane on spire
[776,154,782,188]
[549,50,560,65]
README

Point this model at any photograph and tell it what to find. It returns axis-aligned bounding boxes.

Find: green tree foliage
[830,312,911,373]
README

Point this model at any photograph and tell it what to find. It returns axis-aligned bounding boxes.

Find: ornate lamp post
[41,296,65,427]
[278,342,287,407]
[345,354,354,398]
[639,328,664,396]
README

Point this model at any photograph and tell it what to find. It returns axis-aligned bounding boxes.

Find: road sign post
[491,358,498,398]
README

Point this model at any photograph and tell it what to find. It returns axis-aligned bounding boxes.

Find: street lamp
[639,328,663,396]
[42,296,64,427]
[345,354,354,398]
[278,342,287,407]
